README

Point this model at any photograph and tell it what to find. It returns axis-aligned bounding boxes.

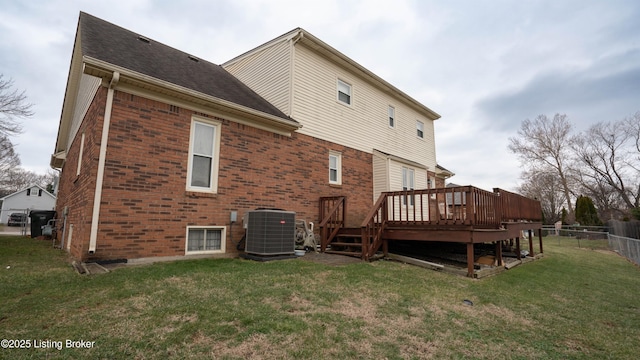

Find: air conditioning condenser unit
[245,209,296,256]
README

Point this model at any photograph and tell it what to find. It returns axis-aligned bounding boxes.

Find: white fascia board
[82,57,301,135]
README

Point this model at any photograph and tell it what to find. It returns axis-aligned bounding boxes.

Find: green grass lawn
[0,235,638,359]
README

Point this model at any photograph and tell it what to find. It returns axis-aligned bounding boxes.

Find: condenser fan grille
[245,210,296,255]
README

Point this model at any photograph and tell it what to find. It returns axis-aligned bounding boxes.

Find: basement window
[186,226,226,254]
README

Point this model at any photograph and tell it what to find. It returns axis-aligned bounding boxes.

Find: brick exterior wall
[430,171,446,188]
[56,89,373,262]
[55,87,106,259]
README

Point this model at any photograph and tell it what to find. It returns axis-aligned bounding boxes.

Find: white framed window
[76,132,85,176]
[186,117,221,193]
[329,151,342,185]
[337,79,352,105]
[416,120,424,139]
[402,167,415,206]
[388,106,395,128]
[26,187,42,197]
[186,226,226,254]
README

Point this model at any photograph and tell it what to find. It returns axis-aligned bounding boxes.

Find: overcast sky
[1,0,639,191]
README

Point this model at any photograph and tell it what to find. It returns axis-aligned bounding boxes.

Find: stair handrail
[318,196,346,251]
[360,193,389,260]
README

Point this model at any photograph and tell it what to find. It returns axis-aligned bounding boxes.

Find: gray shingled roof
[79,12,295,123]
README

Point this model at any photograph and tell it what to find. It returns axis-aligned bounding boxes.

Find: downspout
[88,71,119,254]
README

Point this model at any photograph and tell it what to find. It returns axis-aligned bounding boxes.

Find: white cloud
[1,0,639,192]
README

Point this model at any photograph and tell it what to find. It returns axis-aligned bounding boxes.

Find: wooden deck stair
[324,228,365,258]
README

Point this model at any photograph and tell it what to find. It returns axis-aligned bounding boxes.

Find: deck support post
[538,229,544,254]
[495,241,503,266]
[515,237,521,260]
[382,239,388,257]
[466,242,474,277]
[528,229,535,257]
[360,227,368,261]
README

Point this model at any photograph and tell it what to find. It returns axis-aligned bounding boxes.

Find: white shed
[0,185,57,224]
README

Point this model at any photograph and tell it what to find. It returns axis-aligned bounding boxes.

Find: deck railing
[359,186,505,259]
[319,196,346,251]
[383,186,503,228]
[325,186,541,260]
[360,192,389,260]
[493,188,542,222]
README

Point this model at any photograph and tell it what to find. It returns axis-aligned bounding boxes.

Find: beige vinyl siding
[372,152,390,202]
[292,44,436,170]
[223,40,291,115]
[67,74,101,152]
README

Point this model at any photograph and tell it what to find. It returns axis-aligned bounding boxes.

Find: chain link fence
[542,225,639,265]
[608,235,640,266]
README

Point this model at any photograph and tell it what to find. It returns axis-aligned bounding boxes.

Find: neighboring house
[50,13,451,263]
[0,185,56,224]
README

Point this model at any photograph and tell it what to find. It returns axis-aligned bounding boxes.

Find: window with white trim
[416,120,424,139]
[186,118,221,192]
[76,132,85,176]
[402,167,415,206]
[26,187,42,197]
[337,79,352,105]
[329,151,342,185]
[186,226,226,254]
[388,106,395,128]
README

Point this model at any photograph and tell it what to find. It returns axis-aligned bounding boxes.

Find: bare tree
[509,114,576,219]
[516,166,566,224]
[0,135,21,192]
[572,119,640,212]
[626,111,640,162]
[573,169,626,220]
[0,135,20,172]
[0,168,46,193]
[0,74,33,137]
[40,169,59,193]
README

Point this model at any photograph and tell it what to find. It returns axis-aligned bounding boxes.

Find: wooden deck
[320,186,543,277]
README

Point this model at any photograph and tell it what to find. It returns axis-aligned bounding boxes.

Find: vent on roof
[137,35,150,44]
[188,55,200,62]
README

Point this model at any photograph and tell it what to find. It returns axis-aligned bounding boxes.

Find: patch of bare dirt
[298,252,362,266]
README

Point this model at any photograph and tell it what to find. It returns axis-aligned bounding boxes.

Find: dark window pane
[191,155,212,187]
[338,91,350,104]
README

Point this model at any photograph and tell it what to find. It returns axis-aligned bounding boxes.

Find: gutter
[88,71,119,255]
